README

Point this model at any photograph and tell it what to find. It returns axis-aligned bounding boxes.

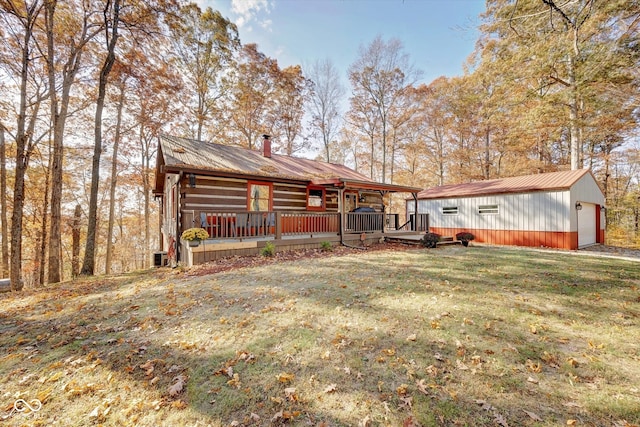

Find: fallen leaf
[396,384,408,395]
[359,415,371,427]
[88,406,101,418]
[494,412,509,427]
[271,410,283,422]
[403,415,420,426]
[523,410,542,421]
[563,402,582,408]
[140,360,154,376]
[399,396,413,409]
[168,375,186,397]
[284,387,298,402]
[170,399,187,409]
[324,383,337,393]
[406,334,417,342]
[416,379,429,395]
[277,372,295,383]
[227,373,241,389]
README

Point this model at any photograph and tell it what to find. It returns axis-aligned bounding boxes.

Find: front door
[344,192,358,212]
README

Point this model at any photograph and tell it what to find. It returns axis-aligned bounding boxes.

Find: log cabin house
[153,134,425,266]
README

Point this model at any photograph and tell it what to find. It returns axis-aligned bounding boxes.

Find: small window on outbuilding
[478,204,499,214]
[307,186,325,211]
[442,206,458,215]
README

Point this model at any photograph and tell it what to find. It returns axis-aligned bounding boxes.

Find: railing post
[275,212,282,240]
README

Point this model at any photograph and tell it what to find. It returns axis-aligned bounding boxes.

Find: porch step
[385,235,461,246]
[436,236,460,246]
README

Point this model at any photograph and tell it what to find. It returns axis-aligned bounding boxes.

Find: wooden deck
[385,234,462,247]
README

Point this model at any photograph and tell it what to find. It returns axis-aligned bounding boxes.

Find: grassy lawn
[1,245,639,426]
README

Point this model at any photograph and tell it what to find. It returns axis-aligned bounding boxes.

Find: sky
[201,0,487,86]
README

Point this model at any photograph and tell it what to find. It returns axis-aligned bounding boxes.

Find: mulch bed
[185,241,417,277]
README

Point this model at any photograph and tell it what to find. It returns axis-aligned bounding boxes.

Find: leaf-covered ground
[1,244,639,426]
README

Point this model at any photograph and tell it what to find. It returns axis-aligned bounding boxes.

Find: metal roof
[415,169,594,200]
[157,135,421,193]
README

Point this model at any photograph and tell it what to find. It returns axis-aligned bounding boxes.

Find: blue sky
[202,0,486,86]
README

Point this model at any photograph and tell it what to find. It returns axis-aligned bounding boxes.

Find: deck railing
[281,212,340,236]
[181,210,426,241]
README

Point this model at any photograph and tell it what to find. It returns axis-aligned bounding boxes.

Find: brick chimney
[262,134,271,158]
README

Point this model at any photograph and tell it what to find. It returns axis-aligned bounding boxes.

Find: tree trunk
[0,124,8,277]
[568,29,581,171]
[46,0,90,284]
[10,3,42,291]
[105,79,125,274]
[81,0,120,275]
[484,126,491,179]
[37,140,51,286]
[71,204,81,278]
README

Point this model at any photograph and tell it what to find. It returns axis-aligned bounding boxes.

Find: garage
[410,169,606,250]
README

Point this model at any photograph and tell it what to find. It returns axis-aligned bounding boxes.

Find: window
[248,182,271,211]
[478,204,499,214]
[307,186,325,211]
[442,206,458,215]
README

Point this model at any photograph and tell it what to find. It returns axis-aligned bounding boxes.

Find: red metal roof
[416,169,592,199]
[158,135,421,193]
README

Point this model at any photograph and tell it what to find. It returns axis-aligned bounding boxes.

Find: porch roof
[312,178,421,194]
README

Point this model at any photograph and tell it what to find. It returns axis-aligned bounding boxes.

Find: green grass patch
[0,245,638,426]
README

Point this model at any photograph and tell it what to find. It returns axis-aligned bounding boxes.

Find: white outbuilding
[408,169,605,249]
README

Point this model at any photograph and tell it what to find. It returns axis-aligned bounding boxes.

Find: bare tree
[45,0,102,283]
[170,4,239,141]
[348,36,422,183]
[307,58,344,162]
[0,124,7,277]
[82,0,121,275]
[1,0,48,291]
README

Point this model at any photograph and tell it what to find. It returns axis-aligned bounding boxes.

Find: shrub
[261,241,276,257]
[420,232,441,248]
[455,232,475,242]
[320,241,333,252]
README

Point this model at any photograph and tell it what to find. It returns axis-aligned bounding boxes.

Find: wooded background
[1,0,638,290]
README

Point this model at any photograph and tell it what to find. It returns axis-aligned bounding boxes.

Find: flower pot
[461,240,469,247]
[188,240,200,247]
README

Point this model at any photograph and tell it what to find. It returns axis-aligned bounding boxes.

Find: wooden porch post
[275,212,282,240]
[338,189,344,243]
[413,194,418,232]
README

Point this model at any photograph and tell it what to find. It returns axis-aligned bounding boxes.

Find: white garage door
[578,203,596,247]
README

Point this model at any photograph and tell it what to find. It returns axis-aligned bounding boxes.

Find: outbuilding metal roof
[415,169,594,200]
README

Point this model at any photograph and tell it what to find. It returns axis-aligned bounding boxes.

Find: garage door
[577,203,596,247]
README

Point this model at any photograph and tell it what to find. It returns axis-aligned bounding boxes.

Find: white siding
[417,190,571,232]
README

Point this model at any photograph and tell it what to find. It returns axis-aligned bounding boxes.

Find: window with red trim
[307,186,325,211]
[248,182,272,211]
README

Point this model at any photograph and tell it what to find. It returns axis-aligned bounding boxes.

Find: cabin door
[344,192,358,212]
